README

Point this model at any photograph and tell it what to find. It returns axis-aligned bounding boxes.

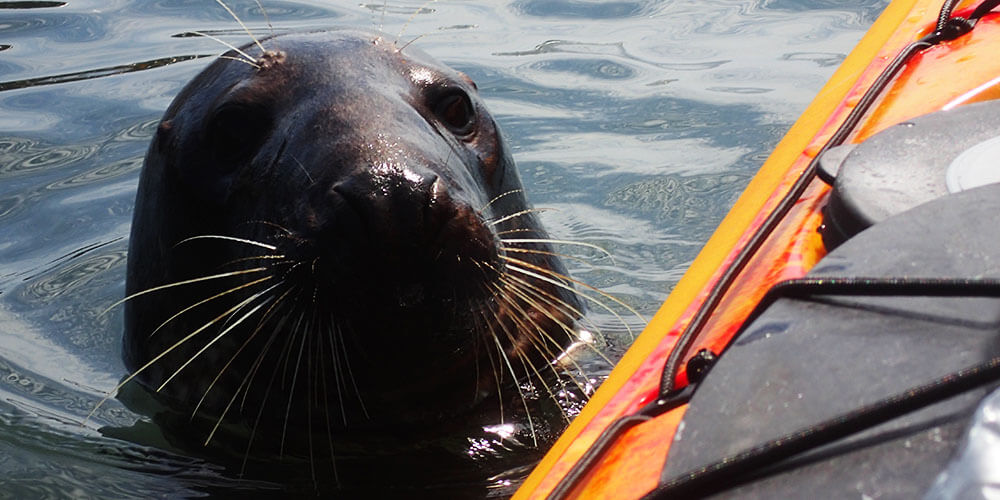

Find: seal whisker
[279,312,310,457]
[147,275,274,339]
[494,275,590,370]
[204,371,251,443]
[316,329,341,486]
[487,281,575,422]
[500,276,614,372]
[480,260,584,423]
[480,318,505,423]
[471,315,483,403]
[156,285,280,391]
[290,155,316,185]
[204,313,289,446]
[502,246,600,269]
[102,267,268,316]
[501,238,614,262]
[205,368,254,445]
[325,323,349,426]
[304,318,318,485]
[249,0,274,38]
[211,0,266,54]
[260,312,307,458]
[218,254,290,269]
[507,262,637,359]
[471,299,505,419]
[397,33,426,53]
[490,334,538,446]
[497,276,607,400]
[244,220,294,236]
[195,285,297,419]
[482,262,581,339]
[150,286,277,392]
[88,278,281,420]
[278,311,308,392]
[481,189,524,212]
[217,54,262,69]
[239,310,293,411]
[336,322,369,419]
[496,274,587,359]
[506,260,635,344]
[189,31,259,67]
[240,331,288,476]
[206,312,288,445]
[489,264,609,361]
[495,227,538,237]
[503,255,642,337]
[513,351,565,424]
[489,208,554,227]
[177,234,279,251]
[395,0,439,47]
[379,0,387,32]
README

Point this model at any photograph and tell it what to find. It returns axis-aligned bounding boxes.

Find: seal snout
[307,166,500,302]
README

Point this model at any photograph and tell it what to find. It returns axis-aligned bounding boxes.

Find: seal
[121,29,587,473]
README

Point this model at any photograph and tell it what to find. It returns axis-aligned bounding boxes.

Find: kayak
[515,0,1000,497]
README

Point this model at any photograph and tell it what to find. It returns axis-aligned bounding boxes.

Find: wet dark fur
[122,29,590,483]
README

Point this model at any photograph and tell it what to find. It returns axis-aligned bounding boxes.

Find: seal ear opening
[204,103,273,171]
[155,120,173,152]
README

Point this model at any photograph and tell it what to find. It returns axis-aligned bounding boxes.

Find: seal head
[123,30,582,452]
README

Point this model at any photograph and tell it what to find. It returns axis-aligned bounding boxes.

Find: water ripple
[45,157,142,191]
[781,51,845,67]
[2,9,106,44]
[20,249,126,305]
[607,172,751,230]
[497,39,730,71]
[0,55,209,92]
[531,58,636,81]
[512,0,660,19]
[112,118,159,142]
[0,137,96,178]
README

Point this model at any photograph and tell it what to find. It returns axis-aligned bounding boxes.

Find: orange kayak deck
[515,0,1000,497]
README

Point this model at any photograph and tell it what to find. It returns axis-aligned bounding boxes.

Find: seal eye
[434,91,476,137]
[205,103,271,168]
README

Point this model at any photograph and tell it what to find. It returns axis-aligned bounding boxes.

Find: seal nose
[330,169,437,259]
[318,166,499,297]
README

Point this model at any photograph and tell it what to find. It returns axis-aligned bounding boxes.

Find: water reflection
[512,0,659,19]
[0,2,67,9]
[0,138,96,175]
